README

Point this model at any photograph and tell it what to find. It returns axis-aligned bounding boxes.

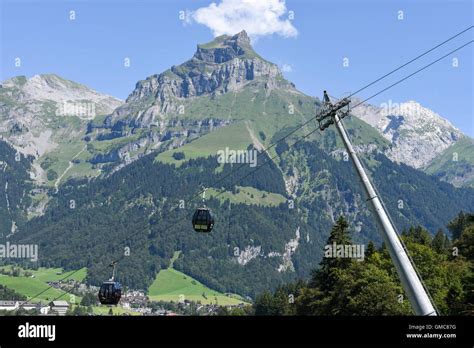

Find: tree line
[251,211,474,315]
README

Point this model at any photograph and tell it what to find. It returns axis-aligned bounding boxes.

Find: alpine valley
[1,31,473,297]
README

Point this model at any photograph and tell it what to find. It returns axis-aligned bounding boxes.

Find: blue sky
[1,0,472,135]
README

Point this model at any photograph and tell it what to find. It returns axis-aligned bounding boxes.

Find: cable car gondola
[192,207,214,232]
[98,261,122,305]
[98,281,122,305]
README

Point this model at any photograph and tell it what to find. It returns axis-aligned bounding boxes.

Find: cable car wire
[14,34,473,311]
[17,36,473,310]
[351,39,473,109]
[111,26,474,246]
[347,25,472,99]
[186,25,473,202]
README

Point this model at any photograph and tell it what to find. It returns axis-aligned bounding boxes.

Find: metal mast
[316,91,437,316]
[109,261,117,282]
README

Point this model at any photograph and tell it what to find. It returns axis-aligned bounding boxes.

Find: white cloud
[180,9,193,26]
[192,0,298,40]
[280,63,293,73]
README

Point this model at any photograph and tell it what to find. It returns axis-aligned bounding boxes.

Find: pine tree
[403,226,431,246]
[261,211,474,316]
[366,241,376,258]
[432,229,446,253]
[454,225,474,261]
[460,263,474,315]
[254,291,278,315]
[444,235,452,253]
[313,215,352,291]
[447,211,474,241]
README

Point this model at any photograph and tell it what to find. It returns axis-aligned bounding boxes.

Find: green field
[90,304,141,316]
[148,267,246,306]
[63,304,142,316]
[38,124,141,187]
[425,136,474,187]
[207,186,286,207]
[0,263,246,307]
[156,121,254,167]
[0,266,87,303]
[152,81,327,170]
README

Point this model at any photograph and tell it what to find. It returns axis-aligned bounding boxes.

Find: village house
[0,300,49,314]
[50,300,69,315]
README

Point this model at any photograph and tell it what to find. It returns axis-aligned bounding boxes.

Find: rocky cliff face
[0,74,122,156]
[352,100,463,168]
[1,74,122,112]
[352,101,474,186]
[91,118,231,167]
[193,30,254,63]
[2,32,470,194]
[105,31,289,129]
[0,32,302,193]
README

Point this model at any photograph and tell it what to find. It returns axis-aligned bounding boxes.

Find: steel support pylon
[333,112,437,316]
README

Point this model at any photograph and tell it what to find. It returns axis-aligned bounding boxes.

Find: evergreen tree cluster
[5,135,474,299]
[0,141,33,236]
[254,212,474,315]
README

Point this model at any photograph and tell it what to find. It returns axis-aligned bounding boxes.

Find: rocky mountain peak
[225,30,252,52]
[0,73,125,177]
[233,30,251,44]
[1,74,122,113]
[111,32,291,128]
[1,75,28,89]
[193,30,258,64]
[351,99,464,169]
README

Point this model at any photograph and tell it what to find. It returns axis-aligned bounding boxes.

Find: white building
[0,301,49,314]
[0,300,17,311]
[50,300,69,316]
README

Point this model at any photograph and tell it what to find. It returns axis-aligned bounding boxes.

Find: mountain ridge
[106,30,294,130]
[2,34,469,188]
[1,32,473,299]
[1,74,123,108]
[350,98,473,187]
[0,31,471,233]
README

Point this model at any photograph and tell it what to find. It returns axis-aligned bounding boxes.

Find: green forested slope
[10,137,474,298]
[0,141,33,237]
